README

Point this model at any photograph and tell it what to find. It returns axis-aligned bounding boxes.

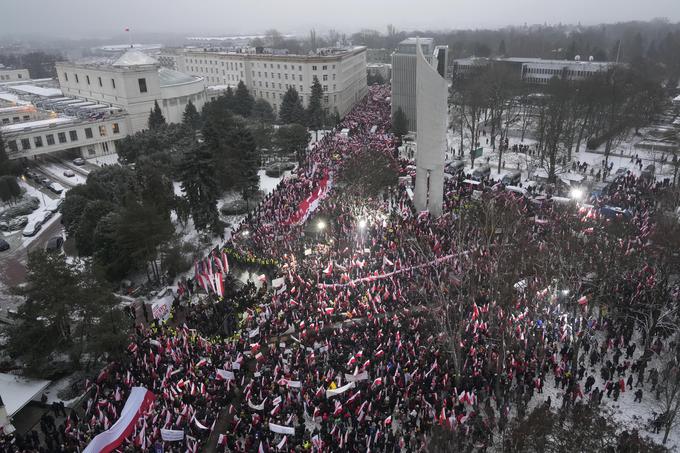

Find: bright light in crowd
[317,220,326,231]
[358,219,367,229]
[242,230,250,237]
[570,188,584,200]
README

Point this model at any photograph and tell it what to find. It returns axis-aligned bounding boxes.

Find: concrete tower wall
[414,39,448,217]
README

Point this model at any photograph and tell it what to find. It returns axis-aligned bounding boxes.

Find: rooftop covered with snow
[113,50,159,67]
[0,373,51,417]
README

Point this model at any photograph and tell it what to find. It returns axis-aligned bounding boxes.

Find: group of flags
[194,251,229,297]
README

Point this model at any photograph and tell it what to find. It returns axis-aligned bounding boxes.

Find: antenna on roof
[125,27,132,49]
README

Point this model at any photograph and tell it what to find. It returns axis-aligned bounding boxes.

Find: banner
[286,174,332,225]
[83,387,155,453]
[272,277,286,288]
[326,382,355,398]
[248,399,266,411]
[269,423,296,435]
[318,252,467,289]
[151,297,172,321]
[216,369,235,381]
[344,371,369,383]
[160,429,184,442]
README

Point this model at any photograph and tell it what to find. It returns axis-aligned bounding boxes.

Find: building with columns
[55,50,207,133]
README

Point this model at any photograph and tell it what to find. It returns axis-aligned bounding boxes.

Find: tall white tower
[413,38,448,217]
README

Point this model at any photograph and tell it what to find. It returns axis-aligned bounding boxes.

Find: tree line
[449,60,666,183]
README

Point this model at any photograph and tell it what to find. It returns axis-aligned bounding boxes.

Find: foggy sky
[2,0,679,38]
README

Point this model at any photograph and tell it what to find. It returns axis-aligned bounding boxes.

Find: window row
[7,123,120,152]
[64,72,117,90]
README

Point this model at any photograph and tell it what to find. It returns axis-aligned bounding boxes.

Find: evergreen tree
[392,107,408,137]
[178,142,221,234]
[252,98,276,125]
[0,175,21,204]
[498,39,507,56]
[223,86,236,112]
[306,76,325,131]
[0,131,21,176]
[231,126,260,208]
[182,100,201,129]
[275,124,310,165]
[148,100,166,130]
[279,87,306,124]
[233,81,255,117]
[8,251,126,376]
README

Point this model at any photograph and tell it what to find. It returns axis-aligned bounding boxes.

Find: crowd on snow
[1,85,678,453]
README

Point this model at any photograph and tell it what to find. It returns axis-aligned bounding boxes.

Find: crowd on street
[1,85,678,453]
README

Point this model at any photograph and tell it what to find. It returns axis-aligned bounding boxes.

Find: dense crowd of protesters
[1,85,678,452]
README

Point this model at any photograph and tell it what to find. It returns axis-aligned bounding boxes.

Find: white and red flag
[82,387,154,453]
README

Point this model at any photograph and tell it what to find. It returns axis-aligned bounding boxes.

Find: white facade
[161,47,368,118]
[414,39,448,217]
[0,68,29,82]
[520,59,613,84]
[55,50,207,133]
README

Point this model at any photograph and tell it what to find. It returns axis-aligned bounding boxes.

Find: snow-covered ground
[40,163,86,186]
[87,152,120,167]
[1,181,63,249]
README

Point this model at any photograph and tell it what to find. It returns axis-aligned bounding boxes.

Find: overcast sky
[2,0,679,38]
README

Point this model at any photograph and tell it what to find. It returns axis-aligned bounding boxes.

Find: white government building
[2,50,207,160]
[159,46,368,118]
[56,50,208,133]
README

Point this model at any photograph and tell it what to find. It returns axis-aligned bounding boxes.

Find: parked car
[47,183,64,194]
[45,236,64,252]
[615,167,629,177]
[73,158,86,166]
[0,239,9,252]
[0,221,8,232]
[47,199,64,213]
[22,219,42,237]
[472,165,491,181]
[41,211,53,223]
[63,170,75,177]
[445,160,466,175]
[8,216,29,231]
[40,177,51,186]
[502,170,522,186]
[641,164,655,180]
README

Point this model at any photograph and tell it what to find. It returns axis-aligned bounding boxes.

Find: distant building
[391,37,435,132]
[367,63,391,82]
[56,50,208,132]
[366,48,392,64]
[0,67,30,82]
[159,46,368,118]
[452,56,615,84]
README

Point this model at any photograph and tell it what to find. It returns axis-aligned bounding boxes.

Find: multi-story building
[56,50,207,132]
[0,67,30,82]
[367,63,392,82]
[159,46,368,118]
[391,38,435,133]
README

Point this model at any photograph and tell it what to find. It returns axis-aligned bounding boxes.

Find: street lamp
[317,220,326,231]
[569,188,584,201]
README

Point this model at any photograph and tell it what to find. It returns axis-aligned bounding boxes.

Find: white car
[63,170,75,177]
[22,219,43,237]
